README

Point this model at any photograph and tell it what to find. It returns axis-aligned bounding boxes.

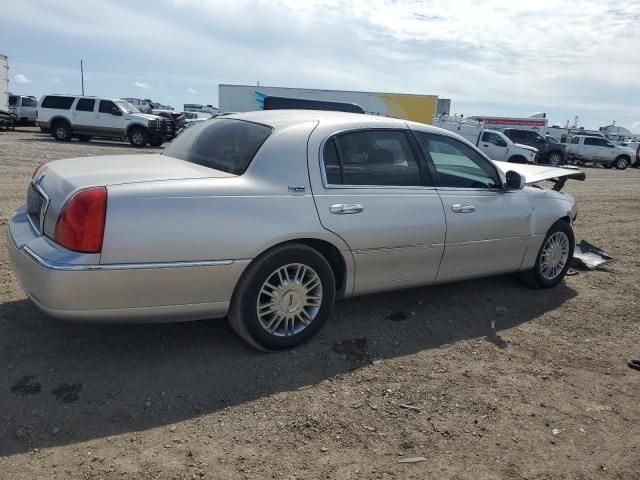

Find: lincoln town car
[8,110,584,350]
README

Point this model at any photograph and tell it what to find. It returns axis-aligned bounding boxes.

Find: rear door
[72,98,97,133]
[308,127,446,294]
[581,137,602,161]
[413,131,532,280]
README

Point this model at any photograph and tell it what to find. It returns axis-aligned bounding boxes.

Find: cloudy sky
[2,0,639,131]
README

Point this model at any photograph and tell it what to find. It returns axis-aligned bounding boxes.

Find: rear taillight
[32,162,47,178]
[54,187,107,253]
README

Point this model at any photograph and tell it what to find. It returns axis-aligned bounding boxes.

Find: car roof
[222,109,455,136]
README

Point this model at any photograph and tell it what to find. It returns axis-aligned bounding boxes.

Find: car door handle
[483,144,489,147]
[451,204,476,213]
[329,204,364,214]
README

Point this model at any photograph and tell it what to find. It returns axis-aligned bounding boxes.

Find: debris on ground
[571,240,613,270]
[397,456,427,463]
[628,358,640,371]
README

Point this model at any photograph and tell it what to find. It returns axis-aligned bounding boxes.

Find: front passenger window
[415,132,500,189]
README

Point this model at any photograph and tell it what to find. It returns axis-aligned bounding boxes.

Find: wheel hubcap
[133,133,143,144]
[617,158,627,168]
[56,127,66,138]
[257,263,322,337]
[549,154,561,165]
[540,232,570,280]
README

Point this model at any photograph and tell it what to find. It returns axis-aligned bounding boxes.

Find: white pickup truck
[433,116,538,163]
[566,135,636,170]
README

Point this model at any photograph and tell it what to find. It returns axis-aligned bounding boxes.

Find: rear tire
[228,243,336,351]
[613,156,629,170]
[52,120,72,142]
[128,127,149,148]
[520,220,574,289]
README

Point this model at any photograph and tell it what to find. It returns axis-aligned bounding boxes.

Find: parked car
[475,130,538,163]
[153,110,186,140]
[8,94,38,124]
[621,141,640,168]
[503,128,566,165]
[36,95,168,147]
[565,135,635,169]
[432,116,538,163]
[9,111,582,350]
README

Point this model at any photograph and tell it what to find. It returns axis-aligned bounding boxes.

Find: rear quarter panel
[100,122,352,265]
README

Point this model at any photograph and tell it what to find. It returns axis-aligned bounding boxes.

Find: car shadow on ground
[0,275,577,456]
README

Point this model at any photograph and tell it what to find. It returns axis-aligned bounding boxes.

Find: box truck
[219,84,444,125]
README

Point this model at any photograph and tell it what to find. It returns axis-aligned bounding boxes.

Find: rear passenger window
[323,130,425,187]
[584,137,598,146]
[41,96,75,109]
[75,98,95,112]
[22,97,37,107]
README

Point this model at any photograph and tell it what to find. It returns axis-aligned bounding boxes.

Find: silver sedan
[8,110,583,350]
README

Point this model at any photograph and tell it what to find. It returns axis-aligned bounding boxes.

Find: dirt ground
[0,127,639,480]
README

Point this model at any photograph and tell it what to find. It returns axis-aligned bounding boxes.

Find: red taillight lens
[32,162,47,179]
[54,187,107,253]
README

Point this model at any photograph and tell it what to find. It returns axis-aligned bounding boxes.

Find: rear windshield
[162,119,272,175]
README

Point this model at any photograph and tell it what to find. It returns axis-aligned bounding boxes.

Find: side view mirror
[111,107,123,116]
[505,171,525,190]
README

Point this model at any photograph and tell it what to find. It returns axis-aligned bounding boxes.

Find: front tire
[613,156,629,170]
[547,151,563,166]
[128,127,149,148]
[228,243,336,351]
[149,136,164,147]
[520,220,574,289]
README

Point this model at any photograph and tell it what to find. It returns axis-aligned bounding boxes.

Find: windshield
[162,118,272,175]
[115,100,141,114]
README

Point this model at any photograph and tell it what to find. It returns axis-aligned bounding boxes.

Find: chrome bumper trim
[21,245,241,271]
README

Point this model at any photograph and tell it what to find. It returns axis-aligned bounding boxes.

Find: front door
[97,100,124,136]
[412,130,532,280]
[308,127,446,294]
[479,131,508,161]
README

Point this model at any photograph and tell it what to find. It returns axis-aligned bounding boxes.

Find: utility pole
[80,59,85,95]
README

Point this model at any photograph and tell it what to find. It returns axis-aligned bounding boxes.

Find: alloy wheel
[540,231,570,280]
[256,263,323,337]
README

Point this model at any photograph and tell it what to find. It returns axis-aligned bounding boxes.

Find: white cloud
[186,87,198,94]
[14,73,32,84]
[50,77,61,83]
[134,81,152,89]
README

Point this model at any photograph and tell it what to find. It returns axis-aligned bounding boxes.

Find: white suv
[36,95,169,147]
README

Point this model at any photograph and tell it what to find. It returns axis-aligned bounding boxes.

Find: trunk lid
[32,154,234,238]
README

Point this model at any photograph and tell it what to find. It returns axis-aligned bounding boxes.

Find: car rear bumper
[8,207,249,323]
